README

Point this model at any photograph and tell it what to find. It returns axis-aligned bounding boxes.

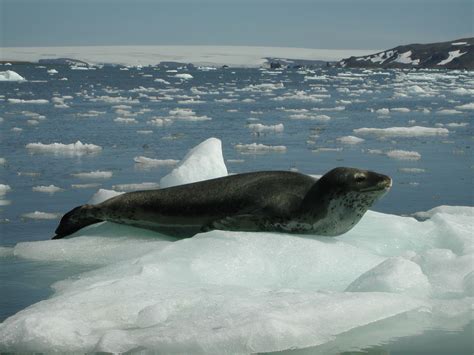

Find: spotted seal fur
[53,167,391,239]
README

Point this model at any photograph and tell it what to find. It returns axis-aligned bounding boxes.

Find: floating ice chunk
[437,50,466,65]
[386,150,421,160]
[375,108,390,115]
[112,182,160,191]
[247,123,284,133]
[289,113,330,121]
[32,185,64,193]
[160,138,227,188]
[8,99,49,104]
[346,257,431,296]
[406,85,425,94]
[0,246,14,257]
[148,117,172,126]
[455,102,474,110]
[168,108,211,121]
[26,141,102,156]
[446,122,468,128]
[0,70,26,81]
[354,126,449,137]
[0,158,5,165]
[88,189,124,204]
[437,109,462,115]
[47,69,58,74]
[235,143,287,154]
[0,184,11,195]
[337,136,365,145]
[452,88,474,96]
[154,78,170,84]
[398,168,426,174]
[72,171,113,179]
[22,211,60,220]
[71,183,101,189]
[134,156,179,167]
[391,107,410,113]
[174,73,193,80]
[114,117,138,124]
[136,130,153,134]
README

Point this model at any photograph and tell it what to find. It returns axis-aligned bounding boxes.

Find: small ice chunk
[455,103,474,110]
[160,138,228,188]
[247,123,284,133]
[0,184,11,195]
[0,158,6,165]
[114,117,138,124]
[437,109,462,115]
[337,136,365,145]
[0,70,26,81]
[354,126,449,137]
[134,156,179,167]
[375,108,390,115]
[72,171,113,179]
[346,257,431,296]
[235,143,287,154]
[386,150,421,160]
[22,211,60,220]
[26,141,102,156]
[32,185,64,193]
[174,73,193,80]
[8,99,49,104]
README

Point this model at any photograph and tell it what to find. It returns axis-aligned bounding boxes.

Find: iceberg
[0,138,472,353]
[0,70,26,81]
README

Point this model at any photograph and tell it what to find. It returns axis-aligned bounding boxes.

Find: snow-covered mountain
[338,38,473,70]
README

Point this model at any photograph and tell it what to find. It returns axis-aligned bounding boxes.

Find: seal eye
[355,174,366,183]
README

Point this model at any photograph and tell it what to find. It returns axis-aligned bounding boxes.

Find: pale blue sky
[1,0,472,49]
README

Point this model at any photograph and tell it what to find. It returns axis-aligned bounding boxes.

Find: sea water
[0,63,473,353]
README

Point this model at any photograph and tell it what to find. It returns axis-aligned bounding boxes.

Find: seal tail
[53,205,101,239]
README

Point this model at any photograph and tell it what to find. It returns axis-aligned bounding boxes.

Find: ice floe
[235,143,287,154]
[8,99,49,104]
[247,123,284,133]
[455,102,474,110]
[337,136,365,145]
[160,138,227,188]
[26,141,102,156]
[354,126,449,138]
[32,185,64,193]
[72,171,113,179]
[0,70,26,81]
[386,150,421,160]
[134,156,179,167]
[21,211,61,220]
[0,184,12,195]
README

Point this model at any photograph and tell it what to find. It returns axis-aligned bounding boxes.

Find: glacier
[0,138,472,353]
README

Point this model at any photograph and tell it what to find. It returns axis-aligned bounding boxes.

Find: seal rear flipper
[53,205,101,239]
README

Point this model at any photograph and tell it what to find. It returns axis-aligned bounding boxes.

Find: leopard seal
[53,167,392,239]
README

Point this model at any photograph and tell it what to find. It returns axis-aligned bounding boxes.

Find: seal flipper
[53,205,101,239]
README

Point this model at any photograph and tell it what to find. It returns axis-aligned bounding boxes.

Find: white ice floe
[8,99,49,104]
[47,69,58,74]
[112,183,161,192]
[0,184,11,195]
[134,156,179,167]
[386,150,421,160]
[337,136,365,145]
[375,108,390,115]
[436,109,462,115]
[21,211,60,220]
[0,158,6,165]
[390,107,410,113]
[1,205,472,353]
[235,143,287,154]
[289,113,331,121]
[26,141,102,156]
[437,50,467,66]
[398,168,426,174]
[247,123,284,133]
[160,138,227,188]
[455,102,474,110]
[168,108,211,121]
[354,126,449,138]
[174,73,193,80]
[153,78,170,84]
[148,117,172,126]
[0,70,26,81]
[114,117,138,124]
[72,171,113,179]
[32,185,64,193]
[71,183,101,189]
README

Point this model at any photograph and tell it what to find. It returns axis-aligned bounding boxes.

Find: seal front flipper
[53,205,101,239]
[207,214,270,232]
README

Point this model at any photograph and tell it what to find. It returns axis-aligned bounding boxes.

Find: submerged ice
[0,138,472,353]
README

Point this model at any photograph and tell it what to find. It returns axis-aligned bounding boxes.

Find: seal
[53,167,391,239]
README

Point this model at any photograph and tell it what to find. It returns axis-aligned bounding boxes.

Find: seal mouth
[360,177,392,192]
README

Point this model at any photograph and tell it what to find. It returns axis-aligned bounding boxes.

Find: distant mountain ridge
[338,38,474,70]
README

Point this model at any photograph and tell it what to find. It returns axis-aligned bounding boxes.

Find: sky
[1,0,472,49]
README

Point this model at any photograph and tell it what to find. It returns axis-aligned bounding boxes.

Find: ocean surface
[0,63,473,353]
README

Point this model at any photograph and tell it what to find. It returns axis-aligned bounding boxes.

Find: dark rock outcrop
[338,38,474,70]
